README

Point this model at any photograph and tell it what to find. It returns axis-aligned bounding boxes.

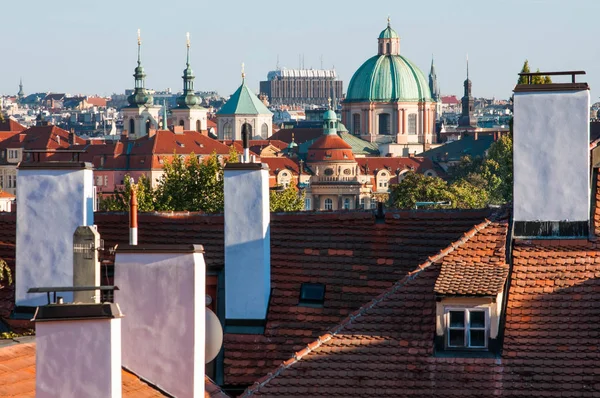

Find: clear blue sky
[2,0,598,101]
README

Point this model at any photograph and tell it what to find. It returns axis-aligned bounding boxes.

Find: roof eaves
[241,216,494,396]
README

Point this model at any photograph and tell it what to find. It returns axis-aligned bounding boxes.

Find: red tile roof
[434,214,509,295]
[0,191,15,199]
[0,342,166,397]
[0,208,493,388]
[307,135,354,162]
[0,125,85,154]
[241,214,503,396]
[260,157,303,176]
[355,157,446,180]
[268,128,323,145]
[205,376,230,397]
[0,119,26,132]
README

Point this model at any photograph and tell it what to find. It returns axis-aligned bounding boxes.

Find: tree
[517,60,552,85]
[389,173,454,209]
[99,174,155,211]
[154,152,225,213]
[270,181,306,212]
[228,145,239,163]
[447,134,513,205]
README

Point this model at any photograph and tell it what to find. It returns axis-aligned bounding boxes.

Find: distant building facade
[260,69,343,107]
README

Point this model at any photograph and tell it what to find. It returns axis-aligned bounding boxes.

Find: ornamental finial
[241,62,245,80]
[328,97,332,109]
[387,16,391,27]
[137,29,141,46]
[186,32,190,48]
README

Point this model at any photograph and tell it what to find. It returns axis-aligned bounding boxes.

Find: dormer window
[445,307,489,349]
[299,283,325,307]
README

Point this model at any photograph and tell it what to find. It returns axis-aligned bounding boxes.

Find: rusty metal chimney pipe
[129,188,138,245]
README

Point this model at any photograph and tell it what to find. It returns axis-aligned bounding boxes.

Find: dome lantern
[378,17,400,56]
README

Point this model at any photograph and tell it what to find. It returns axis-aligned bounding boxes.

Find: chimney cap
[32,302,123,322]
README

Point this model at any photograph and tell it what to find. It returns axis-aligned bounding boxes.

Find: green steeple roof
[176,33,202,109]
[126,30,154,108]
[217,79,272,115]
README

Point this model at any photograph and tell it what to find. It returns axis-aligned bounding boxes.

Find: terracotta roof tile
[434,211,509,295]
[0,342,166,397]
[0,120,26,132]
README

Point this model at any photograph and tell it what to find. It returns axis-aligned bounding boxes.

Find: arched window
[378,113,391,134]
[277,171,291,188]
[408,114,417,135]
[145,119,151,136]
[343,198,351,210]
[324,198,333,210]
[386,43,391,53]
[353,113,361,135]
[179,120,184,127]
[377,171,390,191]
[196,120,201,132]
[261,123,268,138]
[242,123,253,138]
[223,122,233,140]
[129,118,135,136]
[379,43,383,54]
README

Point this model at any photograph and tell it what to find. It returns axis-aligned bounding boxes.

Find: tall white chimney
[16,162,94,306]
[114,244,206,398]
[34,303,123,398]
[513,71,590,237]
[224,162,270,327]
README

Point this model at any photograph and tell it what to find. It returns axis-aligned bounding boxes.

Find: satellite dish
[205,308,223,364]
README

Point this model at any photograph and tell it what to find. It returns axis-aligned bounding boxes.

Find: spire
[17,78,24,100]
[162,100,168,129]
[429,55,439,101]
[127,29,153,108]
[466,53,469,81]
[176,32,200,109]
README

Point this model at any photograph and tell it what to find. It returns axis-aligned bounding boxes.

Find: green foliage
[517,60,552,85]
[389,172,490,210]
[270,181,305,212]
[155,152,225,213]
[448,134,513,205]
[99,174,155,211]
[1,329,34,340]
[0,258,12,288]
[228,145,239,163]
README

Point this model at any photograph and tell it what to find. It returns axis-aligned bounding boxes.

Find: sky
[1,0,599,101]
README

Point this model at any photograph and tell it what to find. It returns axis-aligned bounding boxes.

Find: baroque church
[341,19,438,155]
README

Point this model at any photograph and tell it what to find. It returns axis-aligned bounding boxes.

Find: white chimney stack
[224,162,270,326]
[114,244,206,397]
[513,71,590,237]
[16,162,94,306]
[34,303,123,398]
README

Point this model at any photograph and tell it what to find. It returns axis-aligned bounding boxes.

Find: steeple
[162,100,169,129]
[17,78,24,103]
[458,54,476,128]
[175,32,201,109]
[428,56,440,102]
[127,29,153,108]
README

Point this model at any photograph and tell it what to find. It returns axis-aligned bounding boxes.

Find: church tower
[121,29,160,139]
[429,57,441,120]
[17,78,24,104]
[458,56,476,128]
[170,33,208,132]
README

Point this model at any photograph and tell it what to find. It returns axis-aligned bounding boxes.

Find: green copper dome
[345,55,432,102]
[379,26,399,39]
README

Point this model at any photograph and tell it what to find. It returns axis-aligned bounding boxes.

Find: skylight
[299,283,325,307]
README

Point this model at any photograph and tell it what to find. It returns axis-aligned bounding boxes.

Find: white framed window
[304,198,311,211]
[370,200,377,209]
[324,198,333,210]
[95,176,103,186]
[223,122,233,140]
[360,197,365,209]
[445,307,489,349]
[104,176,108,186]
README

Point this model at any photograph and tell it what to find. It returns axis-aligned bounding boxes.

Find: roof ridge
[241,217,494,396]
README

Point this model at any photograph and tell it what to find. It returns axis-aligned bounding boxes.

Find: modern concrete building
[260,69,343,107]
